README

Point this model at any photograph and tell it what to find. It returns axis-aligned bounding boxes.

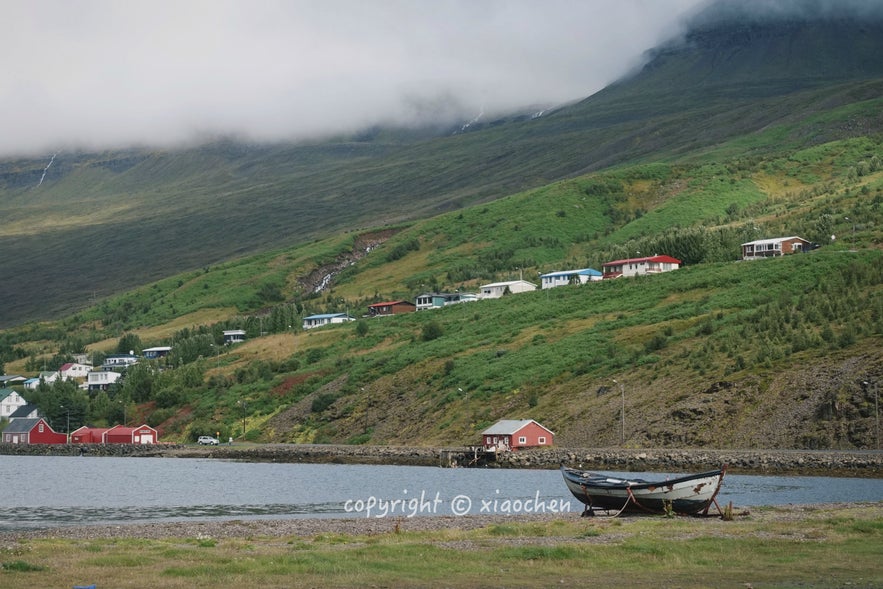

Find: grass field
[2,503,881,588]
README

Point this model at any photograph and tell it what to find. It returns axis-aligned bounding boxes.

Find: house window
[38,423,44,432]
[518,436,527,444]
[538,436,546,444]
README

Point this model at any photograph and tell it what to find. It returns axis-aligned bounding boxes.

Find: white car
[197,435,219,445]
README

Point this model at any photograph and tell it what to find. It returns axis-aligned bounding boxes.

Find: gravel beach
[5,502,880,544]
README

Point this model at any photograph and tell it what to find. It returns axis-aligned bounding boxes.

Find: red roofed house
[1,417,68,444]
[70,426,110,444]
[602,255,681,279]
[368,300,416,317]
[480,419,554,452]
[59,362,92,381]
[104,424,159,444]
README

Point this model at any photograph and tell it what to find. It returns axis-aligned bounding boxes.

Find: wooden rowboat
[561,465,726,516]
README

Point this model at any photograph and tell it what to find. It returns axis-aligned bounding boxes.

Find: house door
[140,434,154,444]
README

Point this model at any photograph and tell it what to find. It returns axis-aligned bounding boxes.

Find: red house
[104,424,159,444]
[70,426,109,444]
[368,300,417,317]
[481,419,554,452]
[1,417,68,444]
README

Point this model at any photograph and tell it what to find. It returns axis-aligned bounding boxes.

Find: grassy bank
[2,503,881,588]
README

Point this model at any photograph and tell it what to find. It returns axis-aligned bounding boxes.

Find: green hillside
[3,132,881,449]
[1,8,882,450]
[2,11,883,327]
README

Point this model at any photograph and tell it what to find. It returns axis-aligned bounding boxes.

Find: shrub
[422,321,444,342]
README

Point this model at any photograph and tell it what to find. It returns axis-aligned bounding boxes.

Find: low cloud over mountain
[1,0,702,157]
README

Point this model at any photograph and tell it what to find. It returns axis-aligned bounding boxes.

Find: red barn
[481,419,554,452]
[104,424,159,444]
[70,426,109,444]
[1,417,68,444]
[368,300,416,317]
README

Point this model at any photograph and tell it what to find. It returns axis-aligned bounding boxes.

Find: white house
[8,404,41,421]
[101,354,138,371]
[24,371,59,389]
[223,330,247,344]
[741,236,811,260]
[415,292,479,310]
[302,313,356,330]
[602,255,681,279]
[142,346,172,359]
[0,388,29,419]
[479,280,537,299]
[59,362,91,380]
[87,370,122,391]
[539,268,602,289]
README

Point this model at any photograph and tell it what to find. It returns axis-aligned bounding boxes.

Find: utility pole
[866,381,879,450]
[613,379,625,445]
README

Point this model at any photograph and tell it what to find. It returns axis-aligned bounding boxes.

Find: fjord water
[2,456,880,531]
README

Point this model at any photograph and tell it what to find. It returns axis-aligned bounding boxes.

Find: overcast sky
[1,0,709,157]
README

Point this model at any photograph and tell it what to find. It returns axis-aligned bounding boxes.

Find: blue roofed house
[24,371,59,390]
[302,313,356,330]
[539,268,602,290]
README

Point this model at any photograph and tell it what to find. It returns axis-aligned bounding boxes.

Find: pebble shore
[4,502,880,545]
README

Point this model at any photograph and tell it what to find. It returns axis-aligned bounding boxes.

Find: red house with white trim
[481,419,554,452]
[602,255,681,279]
[105,424,159,444]
[1,417,68,444]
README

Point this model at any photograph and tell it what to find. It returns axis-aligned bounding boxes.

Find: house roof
[541,268,602,278]
[0,375,26,384]
[0,387,19,401]
[369,300,415,307]
[741,236,809,247]
[59,363,74,371]
[481,419,554,436]
[106,424,156,435]
[480,280,538,289]
[142,346,172,352]
[9,404,39,419]
[2,417,44,433]
[603,255,681,267]
[304,313,352,320]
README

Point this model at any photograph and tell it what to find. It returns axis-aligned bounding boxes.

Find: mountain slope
[3,7,883,327]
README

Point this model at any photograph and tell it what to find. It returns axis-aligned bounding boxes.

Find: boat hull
[561,466,726,516]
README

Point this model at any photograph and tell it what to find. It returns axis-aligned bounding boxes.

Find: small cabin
[481,419,554,452]
[368,301,416,317]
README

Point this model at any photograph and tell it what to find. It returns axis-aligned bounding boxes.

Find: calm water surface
[1,456,880,531]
